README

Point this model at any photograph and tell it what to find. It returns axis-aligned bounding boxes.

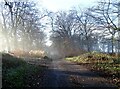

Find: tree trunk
[107,41,110,53]
[111,35,114,54]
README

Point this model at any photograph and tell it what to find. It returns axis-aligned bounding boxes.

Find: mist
[1,0,120,88]
[0,0,120,58]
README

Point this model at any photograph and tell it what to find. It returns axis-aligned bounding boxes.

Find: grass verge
[2,53,46,88]
[65,52,120,87]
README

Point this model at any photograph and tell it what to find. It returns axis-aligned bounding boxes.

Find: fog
[0,0,120,59]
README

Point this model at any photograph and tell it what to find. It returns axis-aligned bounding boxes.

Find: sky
[0,0,98,11]
[40,0,98,12]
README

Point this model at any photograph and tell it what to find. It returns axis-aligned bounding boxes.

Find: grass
[65,52,120,87]
[66,52,115,63]
[2,53,46,88]
[92,63,120,87]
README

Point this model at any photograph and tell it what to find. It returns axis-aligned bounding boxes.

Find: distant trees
[50,11,80,57]
[0,0,119,57]
[49,0,120,57]
[50,9,102,56]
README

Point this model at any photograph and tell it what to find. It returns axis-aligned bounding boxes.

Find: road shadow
[41,61,118,89]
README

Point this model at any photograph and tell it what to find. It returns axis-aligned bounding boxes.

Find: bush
[113,58,120,64]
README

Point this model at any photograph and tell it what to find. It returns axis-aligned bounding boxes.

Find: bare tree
[76,9,97,52]
[51,10,81,57]
[89,0,118,53]
[0,1,47,52]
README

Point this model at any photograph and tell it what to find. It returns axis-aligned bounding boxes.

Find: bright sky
[40,0,98,12]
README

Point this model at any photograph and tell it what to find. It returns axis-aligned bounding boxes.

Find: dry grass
[9,49,45,58]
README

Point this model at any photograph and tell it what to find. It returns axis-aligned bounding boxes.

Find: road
[41,59,118,88]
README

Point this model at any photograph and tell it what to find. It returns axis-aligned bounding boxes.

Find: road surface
[41,59,118,88]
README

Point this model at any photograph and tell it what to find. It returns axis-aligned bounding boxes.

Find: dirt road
[40,59,118,88]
